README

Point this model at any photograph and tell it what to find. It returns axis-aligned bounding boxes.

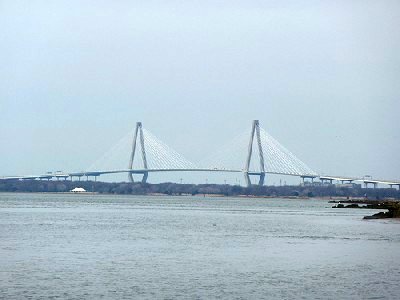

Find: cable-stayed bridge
[1,120,399,188]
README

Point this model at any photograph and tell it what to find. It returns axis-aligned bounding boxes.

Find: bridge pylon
[128,122,148,183]
[244,120,266,187]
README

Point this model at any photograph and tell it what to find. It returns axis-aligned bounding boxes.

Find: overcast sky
[1,0,399,184]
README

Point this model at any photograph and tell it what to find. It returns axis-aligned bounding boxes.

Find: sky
[1,0,399,184]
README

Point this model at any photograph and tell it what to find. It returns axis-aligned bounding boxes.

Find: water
[1,193,399,299]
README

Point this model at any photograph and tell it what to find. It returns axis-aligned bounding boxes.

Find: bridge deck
[1,168,399,186]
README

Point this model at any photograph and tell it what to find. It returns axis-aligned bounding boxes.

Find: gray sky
[1,0,399,184]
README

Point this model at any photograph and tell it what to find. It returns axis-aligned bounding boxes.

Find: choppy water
[0,193,399,299]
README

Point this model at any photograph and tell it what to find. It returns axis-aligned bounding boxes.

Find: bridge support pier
[244,172,266,187]
[301,175,316,186]
[389,184,400,190]
[364,182,377,189]
[244,120,266,187]
[259,172,265,186]
[320,178,333,185]
[244,173,251,187]
[127,171,148,184]
[340,179,353,184]
[142,172,148,184]
[128,122,148,183]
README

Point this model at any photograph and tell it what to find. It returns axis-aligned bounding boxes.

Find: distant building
[70,187,86,193]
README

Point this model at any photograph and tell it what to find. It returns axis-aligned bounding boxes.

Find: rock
[363,212,388,219]
[364,203,400,219]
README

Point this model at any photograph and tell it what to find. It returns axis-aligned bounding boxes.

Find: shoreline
[1,180,399,200]
[0,190,398,202]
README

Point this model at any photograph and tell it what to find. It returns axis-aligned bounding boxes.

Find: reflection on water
[1,193,399,299]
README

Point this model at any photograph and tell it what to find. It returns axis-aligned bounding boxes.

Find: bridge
[1,120,399,189]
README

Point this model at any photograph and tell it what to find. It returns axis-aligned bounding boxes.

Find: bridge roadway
[1,168,399,188]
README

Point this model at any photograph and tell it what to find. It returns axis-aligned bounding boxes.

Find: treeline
[0,180,399,199]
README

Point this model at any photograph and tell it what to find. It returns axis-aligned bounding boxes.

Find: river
[0,193,399,299]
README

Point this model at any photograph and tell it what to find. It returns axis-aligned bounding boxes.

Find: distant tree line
[0,180,399,199]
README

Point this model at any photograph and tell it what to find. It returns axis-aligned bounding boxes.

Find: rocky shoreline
[331,200,400,219]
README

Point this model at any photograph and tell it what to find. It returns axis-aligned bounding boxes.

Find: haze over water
[1,193,399,299]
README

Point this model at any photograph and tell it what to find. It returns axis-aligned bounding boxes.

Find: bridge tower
[244,120,266,187]
[128,122,148,183]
